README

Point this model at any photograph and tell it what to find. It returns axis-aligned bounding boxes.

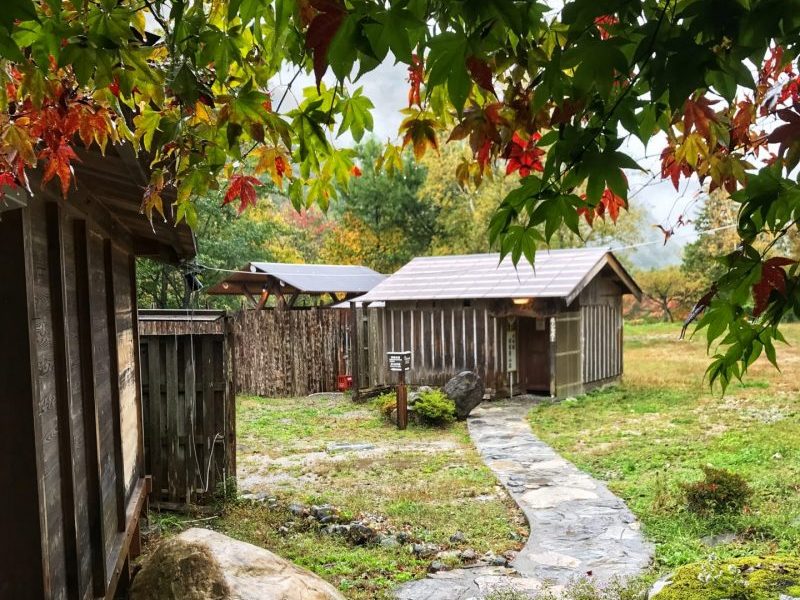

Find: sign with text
[506,330,517,372]
[387,351,412,372]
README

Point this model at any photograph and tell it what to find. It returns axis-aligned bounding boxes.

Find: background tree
[322,139,435,271]
[636,267,706,323]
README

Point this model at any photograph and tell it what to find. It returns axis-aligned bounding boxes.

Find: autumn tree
[637,267,705,323]
[681,190,742,286]
[4,0,800,385]
[322,139,435,271]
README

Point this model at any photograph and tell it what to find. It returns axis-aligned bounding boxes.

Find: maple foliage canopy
[2,0,800,386]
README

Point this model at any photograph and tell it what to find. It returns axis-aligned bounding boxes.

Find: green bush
[414,389,456,426]
[683,466,751,515]
[377,392,397,419]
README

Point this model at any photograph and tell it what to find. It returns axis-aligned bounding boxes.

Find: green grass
[529,322,800,573]
[216,394,525,599]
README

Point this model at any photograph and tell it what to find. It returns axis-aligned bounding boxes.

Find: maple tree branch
[276,67,303,113]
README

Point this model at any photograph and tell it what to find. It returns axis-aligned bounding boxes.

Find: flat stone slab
[396,399,653,599]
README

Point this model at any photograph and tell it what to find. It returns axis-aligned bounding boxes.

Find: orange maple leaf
[39,142,79,198]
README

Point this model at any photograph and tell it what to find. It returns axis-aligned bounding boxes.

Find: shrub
[683,466,751,515]
[414,389,456,426]
[377,392,397,419]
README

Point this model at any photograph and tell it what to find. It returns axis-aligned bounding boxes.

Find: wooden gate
[139,310,236,508]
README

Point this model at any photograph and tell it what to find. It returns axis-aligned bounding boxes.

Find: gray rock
[240,491,270,502]
[779,595,800,600]
[325,442,376,453]
[459,549,478,562]
[288,503,308,517]
[412,543,439,559]
[311,504,338,522]
[428,561,447,573]
[347,523,378,545]
[443,371,485,420]
[396,532,413,544]
[131,528,345,600]
[449,531,467,544]
[700,532,737,547]
[379,535,400,548]
[649,574,672,597]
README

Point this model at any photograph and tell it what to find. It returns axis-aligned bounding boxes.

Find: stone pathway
[396,399,653,599]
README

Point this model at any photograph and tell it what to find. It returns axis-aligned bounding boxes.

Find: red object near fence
[337,375,353,391]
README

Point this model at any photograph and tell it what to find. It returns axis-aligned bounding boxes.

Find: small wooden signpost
[387,351,411,430]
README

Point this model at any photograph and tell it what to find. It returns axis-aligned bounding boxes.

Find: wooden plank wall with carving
[0,197,149,600]
[232,308,349,398]
[139,315,235,508]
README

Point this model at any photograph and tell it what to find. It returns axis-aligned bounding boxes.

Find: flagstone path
[395,399,653,599]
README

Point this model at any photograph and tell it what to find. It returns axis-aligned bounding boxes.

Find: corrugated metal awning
[355,249,641,304]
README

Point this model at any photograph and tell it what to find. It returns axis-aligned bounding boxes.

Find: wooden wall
[232,308,348,397]
[140,322,235,508]
[579,275,624,386]
[355,302,513,395]
[0,197,147,600]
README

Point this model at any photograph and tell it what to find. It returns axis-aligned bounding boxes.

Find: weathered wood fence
[351,303,514,396]
[232,308,350,397]
[139,310,236,508]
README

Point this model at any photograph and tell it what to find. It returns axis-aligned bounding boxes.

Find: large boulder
[443,371,484,420]
[131,528,345,600]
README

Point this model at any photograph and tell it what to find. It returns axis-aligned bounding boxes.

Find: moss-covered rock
[653,555,800,600]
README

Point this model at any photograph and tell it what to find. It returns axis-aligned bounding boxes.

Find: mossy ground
[655,555,800,599]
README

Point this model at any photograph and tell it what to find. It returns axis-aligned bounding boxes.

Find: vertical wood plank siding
[1,199,150,600]
[231,308,350,397]
[579,276,624,385]
[361,304,510,393]
[139,319,236,507]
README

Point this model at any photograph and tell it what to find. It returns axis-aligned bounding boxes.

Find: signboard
[506,330,517,372]
[388,351,412,372]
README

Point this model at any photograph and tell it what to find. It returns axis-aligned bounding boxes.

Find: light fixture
[222,282,230,290]
[512,298,531,305]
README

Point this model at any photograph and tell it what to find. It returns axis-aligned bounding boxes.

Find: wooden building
[351,249,641,398]
[207,261,385,308]
[0,144,194,599]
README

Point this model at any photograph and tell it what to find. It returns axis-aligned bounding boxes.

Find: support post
[350,301,360,403]
[396,368,408,430]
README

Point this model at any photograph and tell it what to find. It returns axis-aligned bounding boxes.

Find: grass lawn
[528,321,800,573]
[209,394,526,599]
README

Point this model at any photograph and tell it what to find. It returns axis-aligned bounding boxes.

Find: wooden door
[518,318,550,393]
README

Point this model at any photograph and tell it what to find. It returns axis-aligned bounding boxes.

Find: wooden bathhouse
[351,249,641,398]
[207,261,385,308]
[0,144,194,599]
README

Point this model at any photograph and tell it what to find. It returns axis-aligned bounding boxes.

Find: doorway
[517,317,551,394]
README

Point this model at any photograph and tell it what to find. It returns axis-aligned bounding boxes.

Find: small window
[463,300,472,307]
[535,319,546,331]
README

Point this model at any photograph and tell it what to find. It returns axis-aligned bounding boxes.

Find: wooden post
[350,302,360,402]
[396,368,408,430]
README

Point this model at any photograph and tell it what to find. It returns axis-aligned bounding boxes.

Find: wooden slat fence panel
[140,323,235,506]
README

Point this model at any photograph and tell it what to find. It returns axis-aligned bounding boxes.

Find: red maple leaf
[407,54,423,108]
[594,14,619,40]
[505,132,544,177]
[466,56,495,96]
[753,257,796,317]
[223,174,262,214]
[0,171,17,200]
[660,145,692,191]
[39,142,79,198]
[305,0,346,89]
[598,188,626,223]
[683,95,719,141]
[350,165,362,177]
